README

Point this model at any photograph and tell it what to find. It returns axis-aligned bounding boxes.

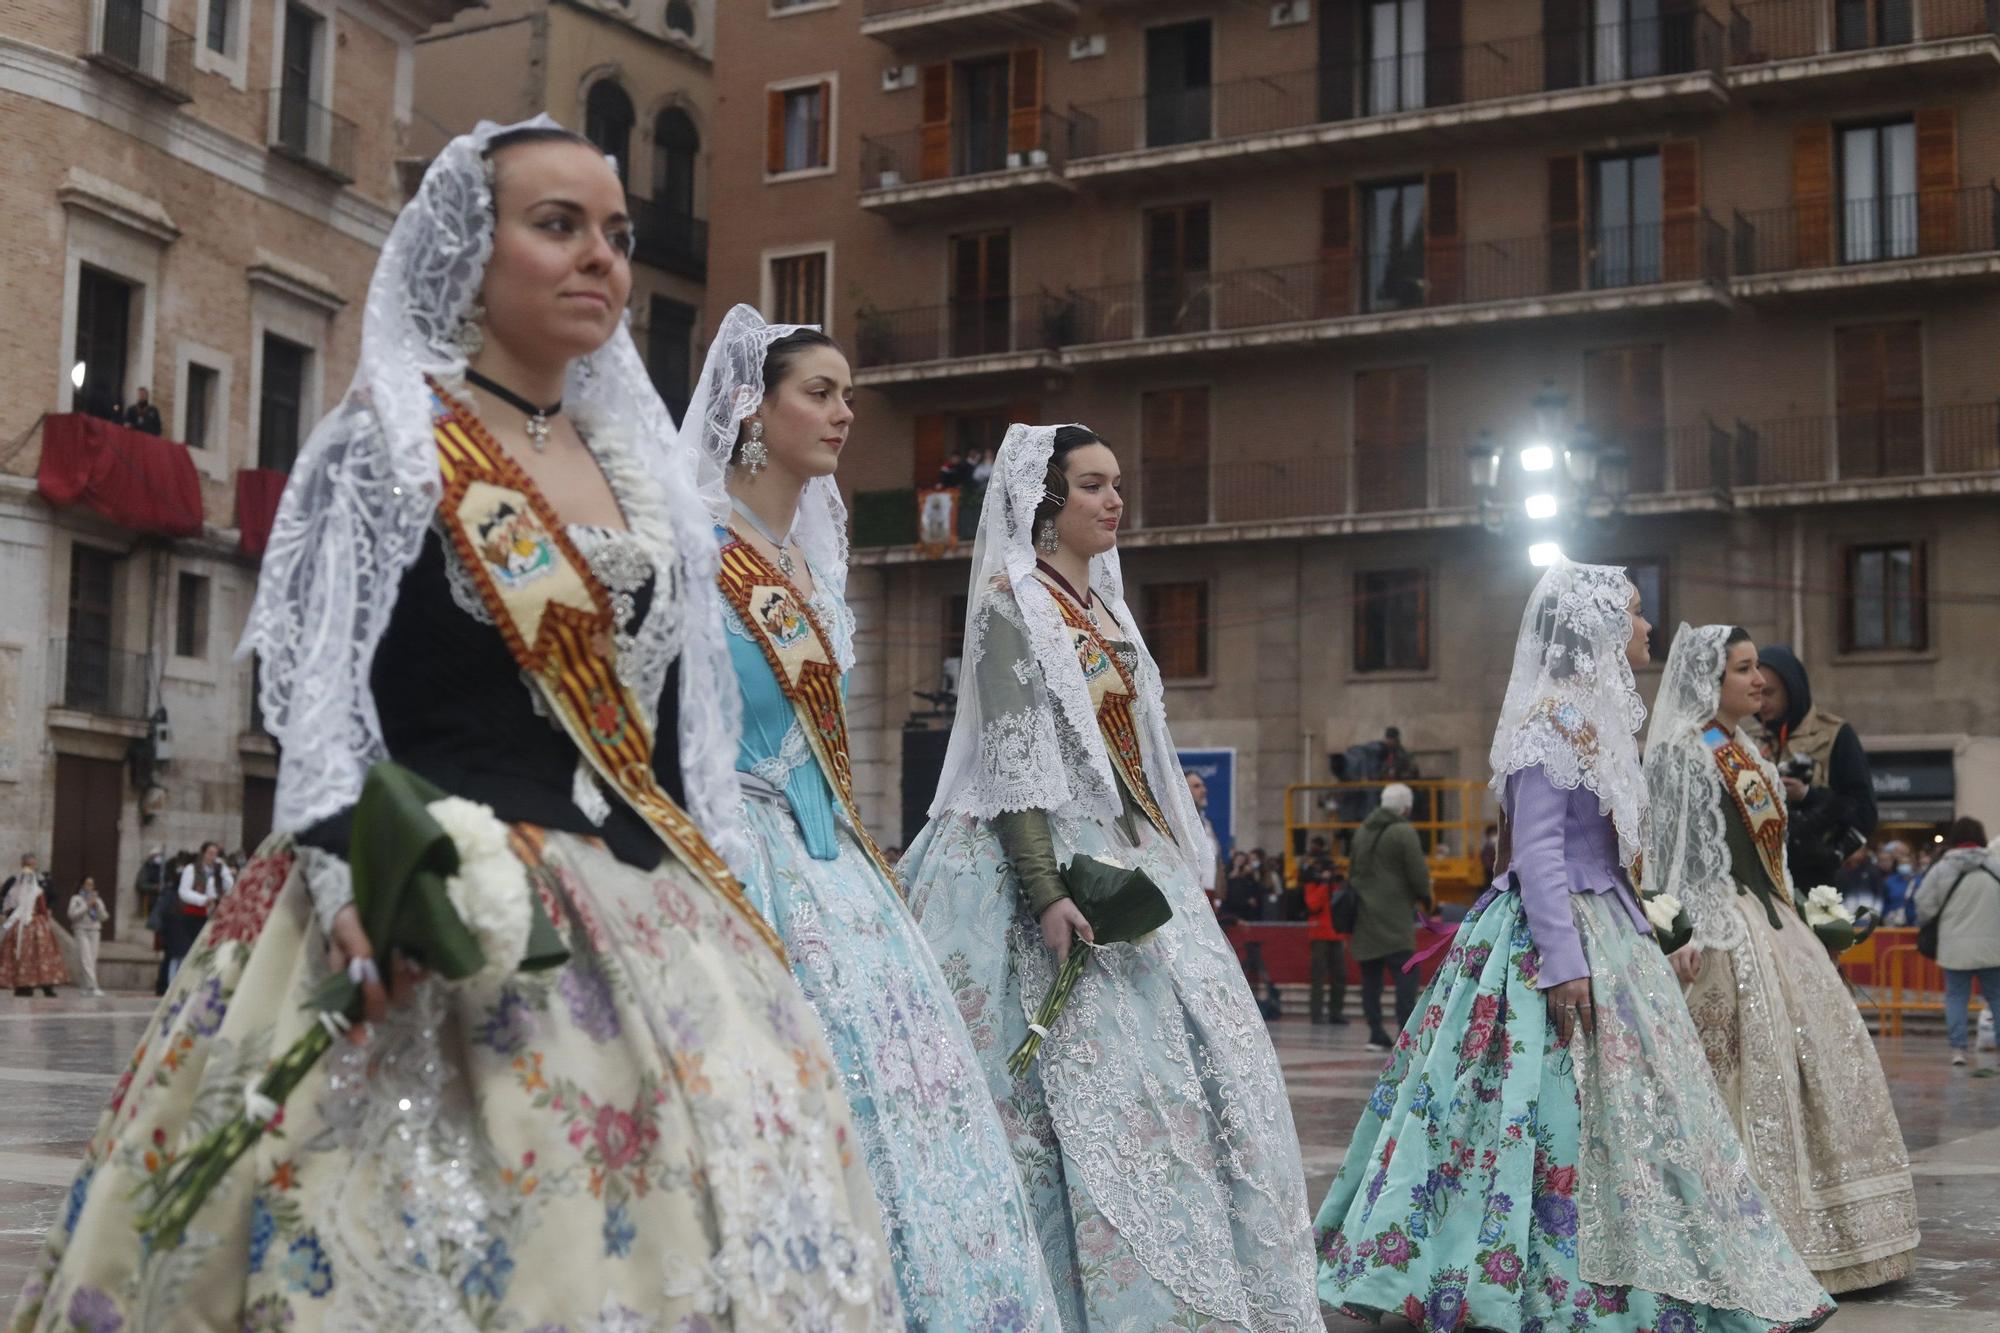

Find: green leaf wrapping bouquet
[1009,854,1174,1077]
[1639,887,1694,956]
[137,762,568,1248]
[1799,884,1873,957]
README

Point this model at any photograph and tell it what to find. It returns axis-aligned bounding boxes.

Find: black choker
[465,369,562,450]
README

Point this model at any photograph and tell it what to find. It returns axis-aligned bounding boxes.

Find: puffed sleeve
[1508,766,1589,989]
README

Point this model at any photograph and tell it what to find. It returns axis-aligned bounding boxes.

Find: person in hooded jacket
[1755,646,1876,890]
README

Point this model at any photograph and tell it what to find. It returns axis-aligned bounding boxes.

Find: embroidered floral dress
[0,880,70,992]
[6,418,902,1333]
[717,537,1062,1331]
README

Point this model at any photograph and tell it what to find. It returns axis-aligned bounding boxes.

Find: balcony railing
[1728,403,2000,486]
[1733,185,2000,275]
[1727,0,1998,65]
[265,87,357,184]
[1067,15,1723,160]
[629,199,707,279]
[89,0,194,102]
[854,294,1075,370]
[48,637,151,721]
[861,109,1068,191]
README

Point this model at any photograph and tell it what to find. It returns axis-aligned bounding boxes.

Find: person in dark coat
[1755,645,1876,890]
[1349,783,1434,1050]
[123,386,162,435]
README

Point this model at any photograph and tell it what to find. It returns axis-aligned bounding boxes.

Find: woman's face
[1623,584,1653,670]
[1717,640,1763,722]
[479,141,633,367]
[746,345,854,482]
[1053,442,1124,559]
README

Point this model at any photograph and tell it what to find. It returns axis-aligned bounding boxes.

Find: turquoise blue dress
[717,537,1061,1331]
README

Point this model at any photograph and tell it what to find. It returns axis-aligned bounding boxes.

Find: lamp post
[1466,379,1629,565]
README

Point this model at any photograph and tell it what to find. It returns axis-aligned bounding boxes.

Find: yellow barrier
[1874,945,1987,1039]
[1283,779,1496,904]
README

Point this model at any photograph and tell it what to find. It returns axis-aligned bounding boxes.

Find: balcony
[1064,16,1726,186]
[860,0,1078,50]
[1726,403,2000,501]
[47,638,151,724]
[1731,185,2000,297]
[1055,219,1729,370]
[852,294,1069,387]
[630,199,707,280]
[1727,0,2000,101]
[265,87,357,185]
[860,111,1073,220]
[87,1,194,103]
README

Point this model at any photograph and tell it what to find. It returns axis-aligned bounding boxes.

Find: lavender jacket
[1502,765,1650,989]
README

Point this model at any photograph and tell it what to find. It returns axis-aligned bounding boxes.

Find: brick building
[710,0,2000,856]
[0,0,471,937]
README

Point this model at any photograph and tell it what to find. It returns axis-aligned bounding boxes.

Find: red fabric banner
[235,468,290,558]
[35,414,203,537]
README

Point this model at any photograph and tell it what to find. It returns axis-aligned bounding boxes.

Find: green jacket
[1349,805,1432,961]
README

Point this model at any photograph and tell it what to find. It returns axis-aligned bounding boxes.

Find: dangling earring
[1035,517,1061,554]
[456,302,486,358]
[738,420,768,477]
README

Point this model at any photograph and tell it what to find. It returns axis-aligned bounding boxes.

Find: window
[206,0,231,52]
[585,81,635,184]
[767,82,831,175]
[1839,120,1917,264]
[1144,20,1212,147]
[258,334,309,472]
[175,572,210,659]
[653,109,699,217]
[276,4,322,155]
[1582,345,1666,494]
[184,363,219,449]
[1836,0,1913,50]
[647,297,696,423]
[1835,321,1923,478]
[949,230,1011,358]
[953,56,1011,176]
[1144,583,1210,680]
[1366,1,1426,114]
[1140,386,1210,527]
[1354,568,1430,673]
[1591,150,1662,287]
[1352,365,1428,512]
[1843,543,1925,651]
[665,0,694,36]
[73,265,134,420]
[1363,179,1425,312]
[1143,202,1211,336]
[769,251,828,325]
[1590,0,1662,84]
[65,545,118,713]
[1616,556,1669,659]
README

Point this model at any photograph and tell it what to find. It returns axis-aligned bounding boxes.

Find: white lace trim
[750,719,813,792]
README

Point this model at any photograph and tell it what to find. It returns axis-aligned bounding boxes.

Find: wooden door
[1140,386,1210,527]
[949,230,1011,358]
[242,775,276,857]
[1583,345,1666,493]
[1353,365,1428,512]
[1836,322,1923,478]
[1143,203,1211,337]
[52,754,124,940]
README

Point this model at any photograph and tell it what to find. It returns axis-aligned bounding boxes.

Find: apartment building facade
[711,0,2000,855]
[0,0,471,935]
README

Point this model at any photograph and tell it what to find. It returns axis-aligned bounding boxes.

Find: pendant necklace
[731,494,799,579]
[465,369,563,451]
[1035,559,1101,628]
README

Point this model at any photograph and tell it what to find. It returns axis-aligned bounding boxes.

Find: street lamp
[1469,379,1629,564]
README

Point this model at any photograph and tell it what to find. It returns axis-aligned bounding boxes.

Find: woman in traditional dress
[1645,624,1920,1292]
[7,119,900,1333]
[0,857,69,997]
[899,424,1318,1331]
[679,306,1061,1328]
[1316,560,1834,1333]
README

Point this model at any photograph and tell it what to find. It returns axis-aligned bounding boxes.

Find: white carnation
[1642,892,1684,933]
[1805,884,1844,913]
[427,796,533,986]
[1803,884,1854,926]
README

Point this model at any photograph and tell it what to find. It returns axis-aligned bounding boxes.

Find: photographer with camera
[1755,646,1877,891]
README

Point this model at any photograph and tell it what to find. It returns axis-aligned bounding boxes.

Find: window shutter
[1008,48,1043,155]
[766,89,786,174]
[816,80,833,168]
[1915,107,1958,256]
[1140,386,1210,527]
[1423,170,1462,305]
[1354,366,1427,512]
[1543,0,1585,90]
[913,413,947,488]
[1318,183,1354,316]
[1547,154,1582,293]
[919,64,951,181]
[1661,139,1702,281]
[1792,123,1833,268]
[1425,0,1463,107]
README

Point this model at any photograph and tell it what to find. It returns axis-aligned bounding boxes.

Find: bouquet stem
[1008,948,1089,1078]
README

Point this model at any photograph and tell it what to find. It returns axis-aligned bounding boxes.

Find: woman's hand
[326,904,424,1043]
[1545,977,1595,1046]
[1039,898,1094,966]
[1670,946,1703,985]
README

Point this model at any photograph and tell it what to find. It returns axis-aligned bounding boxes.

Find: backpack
[1329,883,1360,935]
[1918,863,1998,960]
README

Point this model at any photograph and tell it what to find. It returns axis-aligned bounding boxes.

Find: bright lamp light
[1528,541,1563,567]
[1519,443,1556,473]
[69,361,87,390]
[1524,493,1559,520]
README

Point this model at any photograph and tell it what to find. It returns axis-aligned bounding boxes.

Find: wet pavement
[0,991,1992,1329]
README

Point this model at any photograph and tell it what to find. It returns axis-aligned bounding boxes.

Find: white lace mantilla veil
[677,302,853,669]
[1642,623,1778,952]
[927,424,1211,884]
[1488,558,1649,873]
[239,116,749,870]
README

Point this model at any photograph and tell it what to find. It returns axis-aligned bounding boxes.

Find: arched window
[653,107,699,217]
[665,0,695,37]
[584,79,635,183]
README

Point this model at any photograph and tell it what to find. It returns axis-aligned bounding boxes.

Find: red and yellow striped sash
[1035,577,1174,841]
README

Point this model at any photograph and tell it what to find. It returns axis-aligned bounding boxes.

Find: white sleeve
[177,865,206,907]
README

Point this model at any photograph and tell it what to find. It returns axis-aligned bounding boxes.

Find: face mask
[1897,862,1913,876]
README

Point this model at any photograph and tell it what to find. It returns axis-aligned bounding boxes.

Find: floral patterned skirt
[1315,889,1836,1333]
[7,830,902,1333]
[0,913,71,989]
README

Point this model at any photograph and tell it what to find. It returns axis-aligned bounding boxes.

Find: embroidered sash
[1034,577,1174,841]
[715,538,901,890]
[426,385,784,958]
[1707,726,1789,899]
